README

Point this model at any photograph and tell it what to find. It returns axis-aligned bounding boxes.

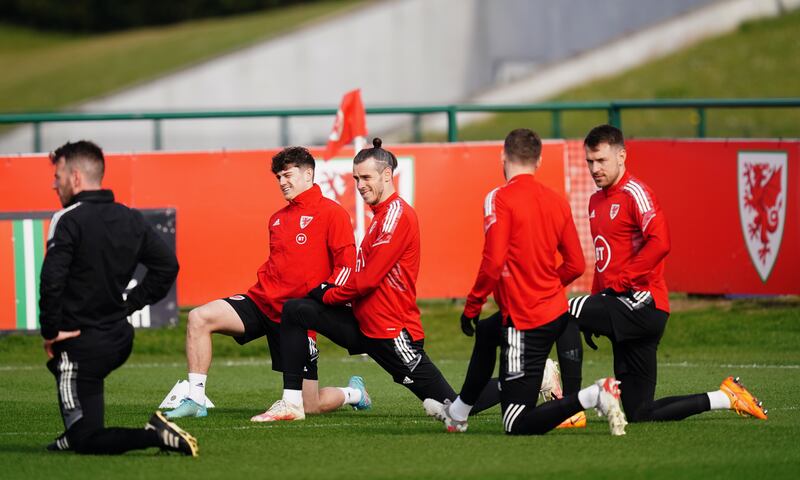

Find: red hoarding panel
[625,140,799,295]
[2,139,795,307]
[0,143,566,305]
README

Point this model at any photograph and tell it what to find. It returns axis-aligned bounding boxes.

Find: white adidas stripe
[47,202,82,242]
[624,181,652,214]
[335,267,351,286]
[484,188,499,217]
[623,185,648,214]
[506,328,522,373]
[628,181,652,211]
[382,201,402,234]
[393,336,413,364]
[506,404,525,431]
[503,404,523,432]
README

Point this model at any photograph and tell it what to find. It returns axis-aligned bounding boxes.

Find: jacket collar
[604,170,631,195]
[370,192,400,214]
[68,189,114,207]
[289,184,322,208]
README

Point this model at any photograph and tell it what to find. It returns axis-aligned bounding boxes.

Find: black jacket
[39,189,179,347]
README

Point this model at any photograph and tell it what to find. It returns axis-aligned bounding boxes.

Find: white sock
[707,390,732,410]
[187,373,207,405]
[449,397,472,422]
[338,387,363,406]
[283,389,303,407]
[578,384,600,409]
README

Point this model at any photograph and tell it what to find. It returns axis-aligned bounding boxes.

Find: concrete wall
[3,0,793,154]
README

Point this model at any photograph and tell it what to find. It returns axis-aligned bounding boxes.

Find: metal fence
[1,98,798,152]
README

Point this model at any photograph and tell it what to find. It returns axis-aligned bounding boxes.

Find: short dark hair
[503,128,542,164]
[50,140,105,183]
[271,146,315,174]
[584,124,625,149]
[353,138,398,172]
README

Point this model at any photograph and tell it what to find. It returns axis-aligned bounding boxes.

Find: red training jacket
[588,170,671,313]
[465,174,585,330]
[247,184,356,321]
[323,192,424,340]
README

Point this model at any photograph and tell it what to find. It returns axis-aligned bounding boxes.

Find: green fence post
[33,122,42,152]
[608,105,622,130]
[447,107,458,142]
[551,110,562,138]
[280,116,289,146]
[153,119,163,150]
[696,107,706,138]
[412,114,422,143]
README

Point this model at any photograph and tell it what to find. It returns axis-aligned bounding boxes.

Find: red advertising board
[625,139,799,295]
[0,142,566,307]
[1,138,796,318]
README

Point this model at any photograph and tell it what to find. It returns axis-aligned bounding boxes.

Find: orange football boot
[720,376,768,420]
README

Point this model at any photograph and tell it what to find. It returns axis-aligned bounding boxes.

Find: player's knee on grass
[502,404,548,436]
[65,426,94,454]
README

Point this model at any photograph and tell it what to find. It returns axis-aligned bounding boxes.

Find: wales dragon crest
[738,151,787,282]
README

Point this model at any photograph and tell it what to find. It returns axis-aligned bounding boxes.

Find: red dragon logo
[742,163,783,262]
[738,152,787,282]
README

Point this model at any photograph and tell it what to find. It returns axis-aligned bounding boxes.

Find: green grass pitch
[1,298,798,479]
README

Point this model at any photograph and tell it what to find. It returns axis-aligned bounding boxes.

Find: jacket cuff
[41,326,59,340]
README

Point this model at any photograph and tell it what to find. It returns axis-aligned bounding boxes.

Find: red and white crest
[300,216,313,229]
[609,204,620,220]
[738,151,787,282]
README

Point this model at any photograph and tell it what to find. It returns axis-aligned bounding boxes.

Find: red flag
[324,89,367,160]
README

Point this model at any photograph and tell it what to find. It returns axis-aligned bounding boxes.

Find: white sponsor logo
[593,235,612,273]
[272,218,280,227]
[589,209,595,219]
[738,151,787,282]
[402,376,414,385]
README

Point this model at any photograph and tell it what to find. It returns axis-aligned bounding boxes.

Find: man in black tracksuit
[40,140,197,456]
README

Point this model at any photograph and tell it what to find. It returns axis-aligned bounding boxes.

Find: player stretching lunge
[165,147,370,421]
[569,124,767,423]
[425,129,627,436]
[260,138,499,421]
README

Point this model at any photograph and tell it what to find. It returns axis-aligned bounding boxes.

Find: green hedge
[0,0,320,32]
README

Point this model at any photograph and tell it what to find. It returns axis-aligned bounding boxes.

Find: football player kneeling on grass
[42,141,197,456]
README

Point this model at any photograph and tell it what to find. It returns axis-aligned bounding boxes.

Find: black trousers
[459,312,584,435]
[460,312,583,401]
[47,338,158,454]
[280,299,456,402]
[569,292,710,422]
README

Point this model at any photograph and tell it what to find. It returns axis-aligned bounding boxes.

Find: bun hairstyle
[354,137,398,172]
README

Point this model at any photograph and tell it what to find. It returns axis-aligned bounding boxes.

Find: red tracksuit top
[588,170,671,313]
[247,184,356,321]
[464,174,585,330]
[323,192,424,340]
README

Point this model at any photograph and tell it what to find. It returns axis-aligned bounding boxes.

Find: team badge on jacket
[610,204,620,220]
[738,151,787,282]
[300,216,314,229]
